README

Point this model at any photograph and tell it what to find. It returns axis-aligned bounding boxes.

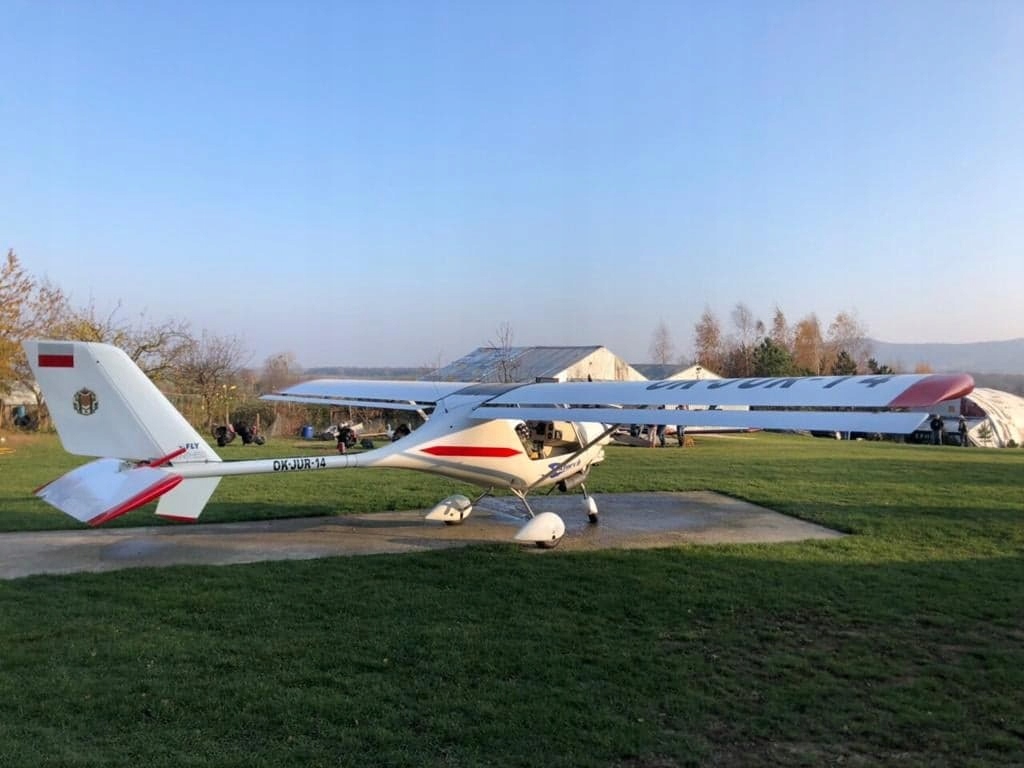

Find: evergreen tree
[753,337,797,376]
[831,349,858,375]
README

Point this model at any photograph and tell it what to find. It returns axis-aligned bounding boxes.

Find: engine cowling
[556,465,590,492]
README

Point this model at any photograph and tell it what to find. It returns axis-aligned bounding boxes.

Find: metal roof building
[427,346,646,383]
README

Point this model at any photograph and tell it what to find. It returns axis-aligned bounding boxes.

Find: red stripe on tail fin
[38,354,74,368]
[37,342,75,368]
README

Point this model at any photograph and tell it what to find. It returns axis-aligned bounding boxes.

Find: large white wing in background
[478,373,974,409]
[471,373,975,434]
[263,372,974,434]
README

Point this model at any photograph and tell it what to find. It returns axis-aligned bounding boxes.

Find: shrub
[229,400,277,431]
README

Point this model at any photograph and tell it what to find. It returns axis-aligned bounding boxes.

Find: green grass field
[1,432,1022,766]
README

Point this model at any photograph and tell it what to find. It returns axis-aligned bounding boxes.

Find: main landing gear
[424,485,599,548]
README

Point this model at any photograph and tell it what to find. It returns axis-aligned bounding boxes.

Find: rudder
[24,340,220,464]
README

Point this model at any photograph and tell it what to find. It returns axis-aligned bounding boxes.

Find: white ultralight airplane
[25,340,974,547]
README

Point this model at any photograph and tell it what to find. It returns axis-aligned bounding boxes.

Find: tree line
[651,302,909,378]
[0,249,304,430]
[4,249,920,434]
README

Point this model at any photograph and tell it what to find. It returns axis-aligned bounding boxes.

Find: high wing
[263,379,478,411]
[263,372,973,434]
[470,373,975,434]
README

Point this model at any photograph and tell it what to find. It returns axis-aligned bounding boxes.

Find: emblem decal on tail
[73,388,99,416]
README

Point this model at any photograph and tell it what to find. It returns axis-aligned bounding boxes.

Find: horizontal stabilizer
[36,458,182,526]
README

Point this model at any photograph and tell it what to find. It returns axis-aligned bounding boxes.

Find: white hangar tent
[631,363,719,382]
[961,388,1024,448]
[430,346,646,383]
[627,364,747,439]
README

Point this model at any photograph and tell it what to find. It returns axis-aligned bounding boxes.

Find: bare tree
[826,310,871,373]
[260,351,301,393]
[649,320,675,365]
[693,306,725,373]
[1,250,77,416]
[418,350,448,381]
[729,302,764,378]
[59,301,193,382]
[1,249,39,392]
[172,332,250,429]
[487,321,520,383]
[1,251,193,389]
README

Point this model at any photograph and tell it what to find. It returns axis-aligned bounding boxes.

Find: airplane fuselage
[172,393,608,494]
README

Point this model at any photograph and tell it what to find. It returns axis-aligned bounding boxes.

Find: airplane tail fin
[24,340,222,525]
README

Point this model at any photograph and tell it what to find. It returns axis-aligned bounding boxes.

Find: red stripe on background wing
[887,374,975,408]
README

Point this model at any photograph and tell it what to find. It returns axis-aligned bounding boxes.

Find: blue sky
[3,1,1023,367]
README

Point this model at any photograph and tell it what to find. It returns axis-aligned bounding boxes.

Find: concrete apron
[0,492,842,579]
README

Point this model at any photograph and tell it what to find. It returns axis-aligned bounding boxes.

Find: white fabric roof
[965,387,1024,448]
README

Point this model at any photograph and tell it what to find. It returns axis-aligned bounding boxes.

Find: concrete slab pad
[0,492,842,580]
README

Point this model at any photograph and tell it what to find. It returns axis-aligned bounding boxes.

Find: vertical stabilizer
[24,340,223,525]
[24,340,220,463]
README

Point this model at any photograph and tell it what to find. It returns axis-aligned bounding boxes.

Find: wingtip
[887,374,975,409]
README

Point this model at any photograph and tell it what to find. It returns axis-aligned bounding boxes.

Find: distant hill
[971,373,1024,396]
[869,338,1024,376]
[303,366,426,380]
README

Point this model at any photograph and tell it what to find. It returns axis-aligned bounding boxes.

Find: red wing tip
[154,514,199,524]
[888,374,976,409]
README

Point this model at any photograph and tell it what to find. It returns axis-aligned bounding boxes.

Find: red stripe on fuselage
[420,446,521,458]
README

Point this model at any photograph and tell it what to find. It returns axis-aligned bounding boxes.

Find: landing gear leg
[511,487,536,519]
